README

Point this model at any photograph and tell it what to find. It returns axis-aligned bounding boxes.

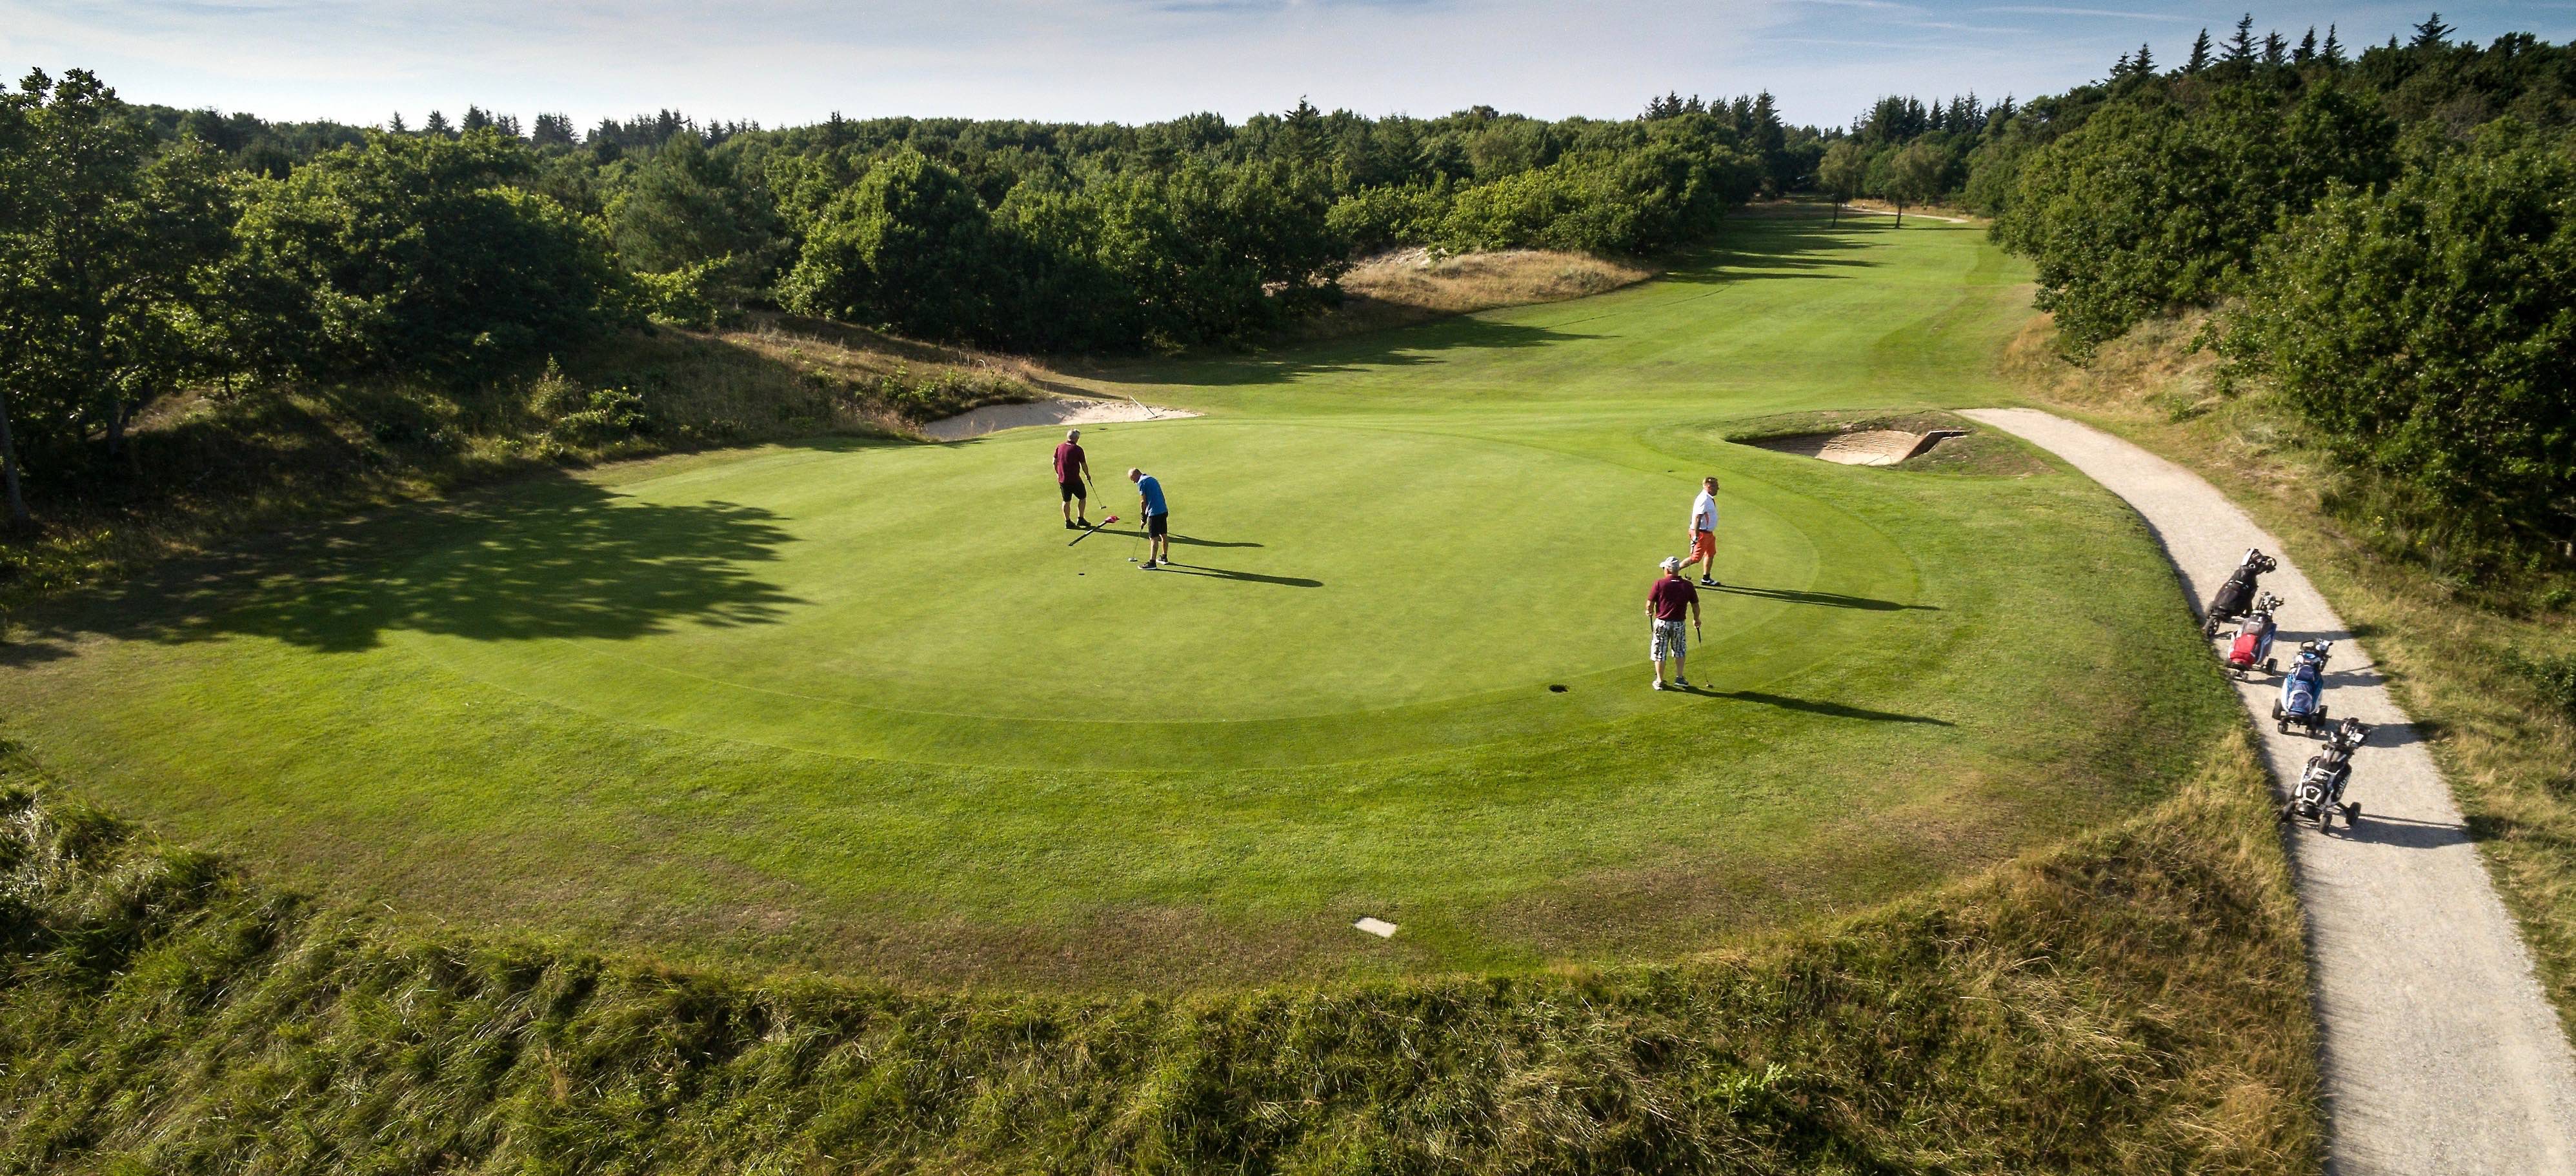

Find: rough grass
[0,732,2318,1174]
[2007,310,2576,1037]
[1289,249,1656,340]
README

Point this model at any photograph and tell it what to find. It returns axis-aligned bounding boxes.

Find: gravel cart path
[1964,408,2576,1175]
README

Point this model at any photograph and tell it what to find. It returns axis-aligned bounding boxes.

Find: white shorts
[1651,619,1689,661]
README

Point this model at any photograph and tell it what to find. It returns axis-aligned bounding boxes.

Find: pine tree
[2186,28,2214,72]
[2324,25,2346,63]
[388,111,408,134]
[2410,12,2453,49]
[531,113,575,147]
[1282,97,1324,163]
[2263,30,2286,65]
[423,110,453,137]
[2296,27,2318,63]
[2224,14,2257,63]
[461,105,492,133]
[2133,43,2155,75]
[2112,52,2132,79]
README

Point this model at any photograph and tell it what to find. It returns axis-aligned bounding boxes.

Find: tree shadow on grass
[1687,687,1956,726]
[1091,316,1603,389]
[1079,215,1884,391]
[1656,219,1881,287]
[50,468,803,654]
[0,637,76,668]
[1710,584,1937,612]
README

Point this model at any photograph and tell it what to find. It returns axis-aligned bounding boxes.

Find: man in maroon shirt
[1647,555,1702,691]
[1052,428,1094,529]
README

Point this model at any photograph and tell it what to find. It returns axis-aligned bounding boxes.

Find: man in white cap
[1647,555,1703,690]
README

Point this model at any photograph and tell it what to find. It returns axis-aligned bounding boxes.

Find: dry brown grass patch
[1291,249,1656,340]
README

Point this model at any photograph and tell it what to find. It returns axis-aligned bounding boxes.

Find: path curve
[1964,408,2576,1175]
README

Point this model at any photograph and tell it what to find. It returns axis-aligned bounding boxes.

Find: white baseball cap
[1660,556,1683,572]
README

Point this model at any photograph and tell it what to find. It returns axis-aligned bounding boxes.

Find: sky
[5,0,2571,132]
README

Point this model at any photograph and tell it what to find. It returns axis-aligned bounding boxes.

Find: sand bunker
[1751,428,1967,466]
[921,396,1198,441]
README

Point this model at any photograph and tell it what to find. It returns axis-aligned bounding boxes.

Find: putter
[1067,513,1120,546]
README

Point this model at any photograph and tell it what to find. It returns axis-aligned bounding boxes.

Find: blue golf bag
[2271,640,2333,735]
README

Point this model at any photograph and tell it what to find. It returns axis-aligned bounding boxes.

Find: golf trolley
[2222,592,2285,678]
[2282,716,2369,832]
[2203,547,2281,638]
[2272,639,2333,736]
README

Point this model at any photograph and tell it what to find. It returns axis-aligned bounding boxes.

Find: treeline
[1814,93,2020,221]
[1979,14,2576,579]
[0,72,1816,527]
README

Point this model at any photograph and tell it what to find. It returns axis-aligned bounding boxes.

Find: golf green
[0,213,2242,988]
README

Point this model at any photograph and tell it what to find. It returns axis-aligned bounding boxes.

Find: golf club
[1067,513,1120,546]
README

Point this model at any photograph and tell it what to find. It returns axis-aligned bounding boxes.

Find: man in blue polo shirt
[1128,466,1171,569]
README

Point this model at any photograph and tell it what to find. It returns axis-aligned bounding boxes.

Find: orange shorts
[1689,529,1716,562]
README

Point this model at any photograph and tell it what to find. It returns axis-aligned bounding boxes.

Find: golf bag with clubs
[2272,640,2333,736]
[2203,548,2280,637]
[2282,717,2369,831]
[2224,592,2284,678]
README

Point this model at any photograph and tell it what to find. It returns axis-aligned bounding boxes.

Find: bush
[548,386,652,446]
[1995,80,2397,352]
[2224,120,2576,572]
[1326,183,1451,252]
[232,130,635,381]
[780,149,1000,341]
[632,255,732,330]
[1437,139,1753,256]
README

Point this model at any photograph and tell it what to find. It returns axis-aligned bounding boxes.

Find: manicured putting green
[385,420,1909,768]
[0,214,2244,988]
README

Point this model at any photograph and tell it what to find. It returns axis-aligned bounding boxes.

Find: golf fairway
[0,214,2244,988]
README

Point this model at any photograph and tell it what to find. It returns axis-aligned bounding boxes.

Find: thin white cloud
[1975,5,2203,19]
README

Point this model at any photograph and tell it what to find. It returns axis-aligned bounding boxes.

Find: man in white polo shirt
[1680,475,1722,588]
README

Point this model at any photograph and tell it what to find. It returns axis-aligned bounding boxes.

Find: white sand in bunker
[922,396,1198,441]
[1751,429,1965,466]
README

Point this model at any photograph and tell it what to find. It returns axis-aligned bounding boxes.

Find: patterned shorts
[1651,619,1689,661]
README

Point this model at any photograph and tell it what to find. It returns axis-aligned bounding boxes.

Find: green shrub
[1325,183,1451,253]
[548,387,652,446]
[1995,79,2396,352]
[2226,120,2576,572]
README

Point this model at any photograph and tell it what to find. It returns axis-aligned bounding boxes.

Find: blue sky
[5,1,2570,131]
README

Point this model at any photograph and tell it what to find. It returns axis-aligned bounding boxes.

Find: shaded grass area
[0,733,2317,1174]
[2006,310,2576,1039]
[0,320,1034,622]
